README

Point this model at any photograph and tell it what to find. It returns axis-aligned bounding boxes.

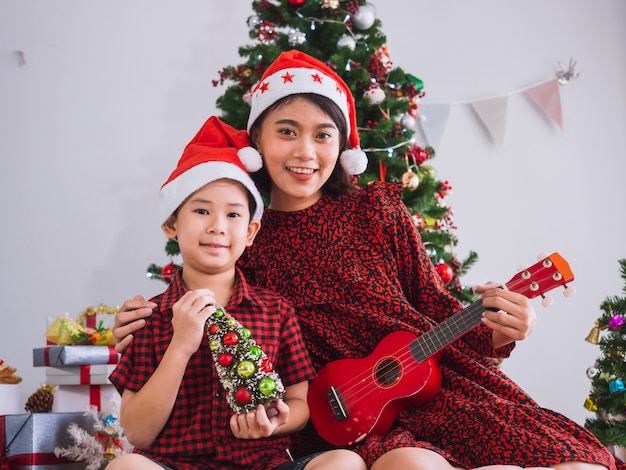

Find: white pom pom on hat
[247,50,368,175]
[160,116,264,223]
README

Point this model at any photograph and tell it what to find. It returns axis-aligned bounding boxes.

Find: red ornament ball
[223,332,239,346]
[234,387,252,405]
[261,359,274,373]
[208,324,219,335]
[435,263,454,284]
[287,0,305,6]
[161,263,176,282]
[218,353,233,367]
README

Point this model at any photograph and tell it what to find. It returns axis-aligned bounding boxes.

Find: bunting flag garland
[525,78,563,130]
[414,61,577,147]
[471,96,508,145]
[415,103,451,151]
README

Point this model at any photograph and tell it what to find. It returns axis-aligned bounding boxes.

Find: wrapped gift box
[33,346,119,367]
[52,385,117,413]
[45,365,116,385]
[1,412,94,470]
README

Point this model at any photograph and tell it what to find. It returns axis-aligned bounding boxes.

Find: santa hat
[160,116,264,223]
[247,50,368,175]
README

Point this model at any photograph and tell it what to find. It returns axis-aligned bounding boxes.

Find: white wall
[1,0,625,427]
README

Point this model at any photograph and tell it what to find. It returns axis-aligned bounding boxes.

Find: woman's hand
[113,295,156,353]
[478,282,537,349]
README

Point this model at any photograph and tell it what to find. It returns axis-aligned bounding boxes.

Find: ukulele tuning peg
[536,251,550,261]
[541,295,554,308]
[563,285,576,298]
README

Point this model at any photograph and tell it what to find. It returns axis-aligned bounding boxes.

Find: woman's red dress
[239,182,617,469]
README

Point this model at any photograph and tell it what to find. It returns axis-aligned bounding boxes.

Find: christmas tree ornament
[401,170,420,190]
[206,306,284,413]
[337,34,356,51]
[350,2,376,30]
[587,366,600,379]
[609,379,625,394]
[247,15,262,29]
[585,321,601,344]
[609,314,625,331]
[584,397,598,412]
[364,85,385,105]
[321,0,340,9]
[288,28,306,47]
[435,263,454,284]
[161,262,176,283]
[419,164,437,180]
[400,112,417,129]
[287,0,305,5]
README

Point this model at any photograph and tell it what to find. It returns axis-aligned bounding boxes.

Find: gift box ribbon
[0,416,72,470]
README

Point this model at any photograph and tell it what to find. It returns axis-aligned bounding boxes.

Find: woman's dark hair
[248,93,355,197]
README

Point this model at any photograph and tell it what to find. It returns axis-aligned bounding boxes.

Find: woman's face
[255,96,341,212]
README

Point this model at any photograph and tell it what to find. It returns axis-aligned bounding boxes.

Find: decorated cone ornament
[160,116,264,223]
[247,50,367,175]
[206,306,284,414]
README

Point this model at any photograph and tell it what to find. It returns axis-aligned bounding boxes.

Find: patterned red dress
[238,181,619,469]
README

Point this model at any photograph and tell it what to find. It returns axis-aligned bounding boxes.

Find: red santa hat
[247,50,368,175]
[160,116,264,223]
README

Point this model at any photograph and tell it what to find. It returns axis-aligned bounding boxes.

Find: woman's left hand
[478,282,537,349]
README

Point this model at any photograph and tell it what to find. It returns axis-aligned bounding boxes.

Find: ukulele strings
[331,265,561,410]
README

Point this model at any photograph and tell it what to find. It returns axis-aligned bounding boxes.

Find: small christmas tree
[206,306,284,414]
[147,0,478,303]
[584,259,626,447]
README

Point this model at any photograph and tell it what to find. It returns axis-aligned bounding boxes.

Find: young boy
[108,116,365,470]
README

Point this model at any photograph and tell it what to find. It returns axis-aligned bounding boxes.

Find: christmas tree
[147,0,478,304]
[584,259,626,447]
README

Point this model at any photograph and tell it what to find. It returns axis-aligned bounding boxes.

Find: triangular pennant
[415,103,451,150]
[525,78,563,130]
[470,97,508,145]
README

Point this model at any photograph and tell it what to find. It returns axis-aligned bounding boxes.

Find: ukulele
[307,252,575,446]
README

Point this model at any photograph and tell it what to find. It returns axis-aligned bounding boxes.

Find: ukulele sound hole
[375,358,401,386]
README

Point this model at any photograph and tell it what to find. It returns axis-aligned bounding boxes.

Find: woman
[114,50,619,470]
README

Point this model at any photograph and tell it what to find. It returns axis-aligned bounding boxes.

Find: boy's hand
[229,400,289,439]
[170,289,216,357]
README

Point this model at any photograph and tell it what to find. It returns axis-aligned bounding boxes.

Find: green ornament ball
[258,377,277,396]
[249,345,262,358]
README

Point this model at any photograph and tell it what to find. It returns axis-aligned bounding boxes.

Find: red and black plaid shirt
[109,267,315,470]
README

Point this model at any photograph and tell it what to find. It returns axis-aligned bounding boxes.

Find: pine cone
[24,385,54,413]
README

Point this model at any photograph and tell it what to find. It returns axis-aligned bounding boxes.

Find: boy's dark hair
[248,93,355,197]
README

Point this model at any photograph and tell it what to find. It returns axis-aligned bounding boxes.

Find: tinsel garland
[206,306,284,414]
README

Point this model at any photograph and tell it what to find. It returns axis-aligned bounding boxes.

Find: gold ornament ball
[401,170,420,190]
[322,0,340,8]
[237,360,256,379]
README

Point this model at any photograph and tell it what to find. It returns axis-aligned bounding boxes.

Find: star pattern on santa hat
[258,81,269,93]
[311,72,323,83]
[281,72,294,83]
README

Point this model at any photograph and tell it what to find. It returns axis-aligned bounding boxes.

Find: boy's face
[162,179,260,278]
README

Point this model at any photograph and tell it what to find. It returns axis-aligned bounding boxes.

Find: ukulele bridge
[326,386,348,421]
